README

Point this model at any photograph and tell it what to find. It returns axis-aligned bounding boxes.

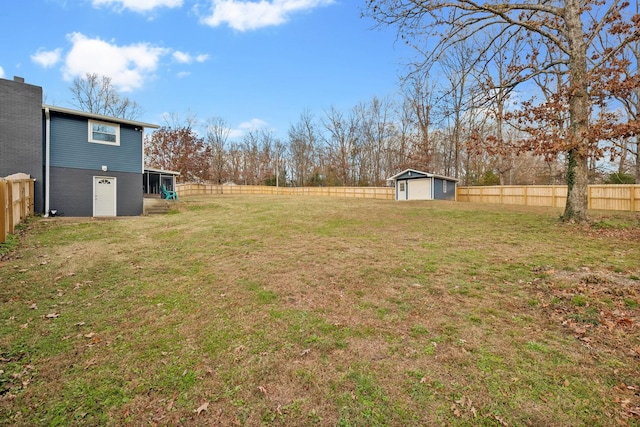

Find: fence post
[0,180,6,244]
[20,181,27,221]
[587,186,592,209]
[630,185,636,212]
[29,179,35,215]
[7,181,14,234]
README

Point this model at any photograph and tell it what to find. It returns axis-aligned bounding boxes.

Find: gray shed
[388,169,458,201]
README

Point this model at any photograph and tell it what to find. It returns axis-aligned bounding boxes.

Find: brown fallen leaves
[194,402,208,415]
[581,224,640,242]
[451,395,477,418]
[0,363,36,402]
[531,269,640,422]
[615,383,640,421]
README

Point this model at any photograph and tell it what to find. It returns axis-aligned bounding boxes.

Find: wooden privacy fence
[457,185,640,212]
[176,183,639,212]
[176,183,395,200]
[1,173,35,244]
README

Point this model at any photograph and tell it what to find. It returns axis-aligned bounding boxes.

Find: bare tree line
[152,87,565,188]
[69,60,636,194]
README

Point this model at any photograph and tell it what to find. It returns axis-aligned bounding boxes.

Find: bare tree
[438,41,481,181]
[401,72,438,172]
[288,111,318,186]
[241,130,260,185]
[365,0,640,222]
[394,97,419,172]
[615,2,640,183]
[474,28,528,185]
[272,139,287,187]
[69,73,143,120]
[322,106,361,186]
[356,96,395,185]
[206,116,231,184]
[257,128,276,185]
[226,141,243,185]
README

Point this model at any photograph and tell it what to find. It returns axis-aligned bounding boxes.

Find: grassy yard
[1,195,639,426]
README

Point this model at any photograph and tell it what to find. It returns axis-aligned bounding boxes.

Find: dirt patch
[550,268,640,288]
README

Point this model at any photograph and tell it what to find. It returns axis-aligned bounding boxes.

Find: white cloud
[0,66,4,78]
[173,51,210,64]
[31,48,63,68]
[229,118,269,138]
[176,71,191,78]
[92,0,183,13]
[239,118,269,130]
[201,0,334,31]
[62,32,170,92]
[173,51,191,63]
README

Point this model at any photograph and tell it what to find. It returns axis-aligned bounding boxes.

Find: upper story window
[89,120,120,146]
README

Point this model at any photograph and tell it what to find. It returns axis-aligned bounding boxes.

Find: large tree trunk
[562,0,590,223]
[563,149,589,221]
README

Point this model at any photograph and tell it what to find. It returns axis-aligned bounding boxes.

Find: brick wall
[0,77,44,213]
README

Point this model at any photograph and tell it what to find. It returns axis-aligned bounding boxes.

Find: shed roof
[387,168,458,182]
[43,104,160,129]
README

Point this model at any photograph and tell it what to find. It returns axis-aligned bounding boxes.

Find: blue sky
[0,0,413,139]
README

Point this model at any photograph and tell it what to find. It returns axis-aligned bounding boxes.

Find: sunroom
[143,168,180,198]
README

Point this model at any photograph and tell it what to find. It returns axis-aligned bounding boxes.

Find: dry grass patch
[1,196,639,426]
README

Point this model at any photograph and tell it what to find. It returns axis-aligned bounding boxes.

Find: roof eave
[144,167,181,176]
[43,104,160,129]
[387,168,459,182]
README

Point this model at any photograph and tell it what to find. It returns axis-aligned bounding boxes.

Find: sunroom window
[89,120,120,145]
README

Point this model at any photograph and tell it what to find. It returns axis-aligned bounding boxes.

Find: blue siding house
[388,169,458,201]
[1,76,159,217]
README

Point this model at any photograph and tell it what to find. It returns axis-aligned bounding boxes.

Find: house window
[399,182,405,192]
[443,180,447,193]
[89,120,120,145]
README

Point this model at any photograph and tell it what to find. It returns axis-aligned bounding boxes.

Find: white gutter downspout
[44,107,51,217]
[430,177,434,200]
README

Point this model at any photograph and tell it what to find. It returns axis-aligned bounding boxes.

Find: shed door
[407,178,432,200]
[397,180,408,200]
[94,177,116,217]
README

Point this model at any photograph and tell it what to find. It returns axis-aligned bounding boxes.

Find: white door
[407,178,432,200]
[94,177,116,216]
[397,180,407,200]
